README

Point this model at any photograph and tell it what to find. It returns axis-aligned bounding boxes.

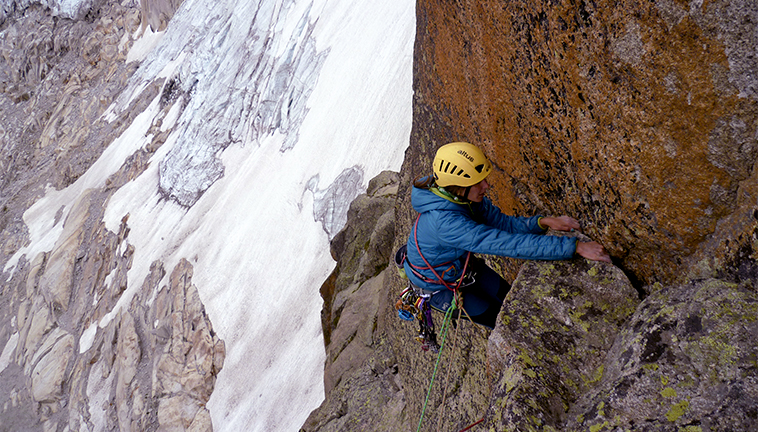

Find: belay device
[394,244,440,352]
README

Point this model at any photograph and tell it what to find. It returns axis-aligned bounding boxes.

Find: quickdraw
[395,286,440,352]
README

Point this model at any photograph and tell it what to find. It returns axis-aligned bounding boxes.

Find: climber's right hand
[576,241,611,263]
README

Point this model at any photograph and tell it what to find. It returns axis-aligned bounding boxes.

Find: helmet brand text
[457,150,475,162]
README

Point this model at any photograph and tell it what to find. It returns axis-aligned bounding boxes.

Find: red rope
[413,214,470,292]
[458,418,484,432]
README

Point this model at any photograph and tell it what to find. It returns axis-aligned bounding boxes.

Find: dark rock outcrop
[305,0,758,430]
[302,171,409,432]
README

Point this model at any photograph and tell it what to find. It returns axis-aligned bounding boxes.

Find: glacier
[2,0,414,430]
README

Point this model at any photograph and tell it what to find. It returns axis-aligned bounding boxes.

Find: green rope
[416,297,457,432]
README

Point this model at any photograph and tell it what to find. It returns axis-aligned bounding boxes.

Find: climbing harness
[394,212,496,431]
[411,214,472,293]
[403,215,475,291]
[393,214,473,352]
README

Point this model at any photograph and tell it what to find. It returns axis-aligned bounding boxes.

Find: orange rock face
[407,0,758,285]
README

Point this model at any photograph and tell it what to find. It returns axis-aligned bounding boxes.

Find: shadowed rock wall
[406,0,758,287]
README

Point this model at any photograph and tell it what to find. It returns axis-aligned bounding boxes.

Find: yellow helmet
[433,142,492,187]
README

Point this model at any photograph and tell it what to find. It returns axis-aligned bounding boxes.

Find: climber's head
[465,178,490,203]
[432,142,492,202]
[433,142,492,187]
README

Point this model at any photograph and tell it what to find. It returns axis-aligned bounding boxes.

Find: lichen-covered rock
[565,278,758,431]
[485,259,639,431]
[408,0,758,287]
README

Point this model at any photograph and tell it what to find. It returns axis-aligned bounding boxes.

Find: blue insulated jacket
[404,183,577,292]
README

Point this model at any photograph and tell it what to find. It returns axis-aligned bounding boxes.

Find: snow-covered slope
[2,0,414,430]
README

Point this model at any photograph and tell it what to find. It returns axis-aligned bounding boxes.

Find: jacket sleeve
[476,198,546,234]
[438,211,577,260]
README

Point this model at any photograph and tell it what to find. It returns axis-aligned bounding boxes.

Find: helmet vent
[475,164,485,173]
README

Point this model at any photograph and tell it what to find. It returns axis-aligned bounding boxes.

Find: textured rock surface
[565,278,758,431]
[302,171,410,432]
[0,1,225,431]
[408,0,758,288]
[305,0,758,430]
[485,259,639,431]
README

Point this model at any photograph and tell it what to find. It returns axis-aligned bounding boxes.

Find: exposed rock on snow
[0,3,224,429]
[2,202,224,432]
[305,165,365,240]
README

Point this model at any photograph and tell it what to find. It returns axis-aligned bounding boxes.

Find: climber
[403,142,611,328]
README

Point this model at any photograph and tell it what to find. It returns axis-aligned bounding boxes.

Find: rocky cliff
[412,0,757,288]
[301,171,409,431]
[305,0,758,430]
[0,1,225,431]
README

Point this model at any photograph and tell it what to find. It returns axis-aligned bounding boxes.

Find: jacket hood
[411,186,467,213]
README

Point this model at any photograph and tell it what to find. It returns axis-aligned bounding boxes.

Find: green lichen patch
[486,260,639,431]
[587,266,600,277]
[666,400,690,422]
[581,365,605,387]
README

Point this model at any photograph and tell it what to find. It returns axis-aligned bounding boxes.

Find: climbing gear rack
[395,286,440,352]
